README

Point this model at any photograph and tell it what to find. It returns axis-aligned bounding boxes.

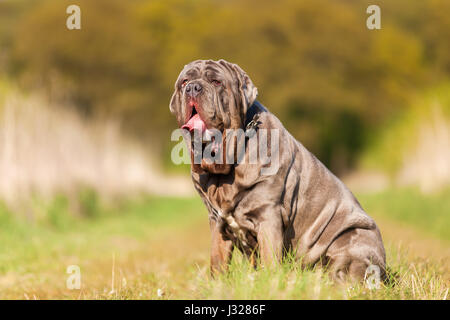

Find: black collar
[244,102,259,128]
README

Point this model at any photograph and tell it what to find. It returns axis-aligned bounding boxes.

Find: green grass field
[0,189,448,299]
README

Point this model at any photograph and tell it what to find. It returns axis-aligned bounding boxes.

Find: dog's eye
[181,79,188,87]
[212,80,221,86]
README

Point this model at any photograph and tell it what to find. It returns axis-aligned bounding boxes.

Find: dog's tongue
[182,114,206,132]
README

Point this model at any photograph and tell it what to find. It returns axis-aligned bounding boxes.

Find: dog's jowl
[169,59,386,282]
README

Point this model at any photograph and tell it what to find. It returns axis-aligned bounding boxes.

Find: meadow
[0,92,447,300]
[1,0,449,301]
[0,189,448,300]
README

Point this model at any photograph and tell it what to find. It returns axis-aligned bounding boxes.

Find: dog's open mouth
[181,103,206,156]
[181,102,222,160]
[182,101,205,132]
[182,111,205,133]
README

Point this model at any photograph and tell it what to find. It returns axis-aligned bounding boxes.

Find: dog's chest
[194,175,257,249]
[220,212,247,245]
[216,210,257,250]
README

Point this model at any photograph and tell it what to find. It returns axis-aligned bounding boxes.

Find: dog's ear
[219,60,258,117]
[169,83,184,127]
[233,63,258,113]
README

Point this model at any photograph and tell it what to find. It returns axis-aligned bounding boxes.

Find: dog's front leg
[209,219,233,276]
[257,217,283,267]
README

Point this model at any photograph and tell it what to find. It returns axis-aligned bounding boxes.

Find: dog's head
[170,59,258,174]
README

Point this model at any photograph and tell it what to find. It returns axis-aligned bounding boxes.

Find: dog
[169,59,386,282]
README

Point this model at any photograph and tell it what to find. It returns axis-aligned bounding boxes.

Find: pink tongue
[182,114,206,132]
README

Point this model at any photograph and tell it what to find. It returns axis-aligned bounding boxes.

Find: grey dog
[170,59,386,282]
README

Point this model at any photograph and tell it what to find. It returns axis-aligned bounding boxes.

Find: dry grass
[360,84,450,193]
[398,104,450,192]
[0,196,447,300]
[0,91,192,204]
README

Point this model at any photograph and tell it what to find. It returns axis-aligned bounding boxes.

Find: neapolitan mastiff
[169,59,386,282]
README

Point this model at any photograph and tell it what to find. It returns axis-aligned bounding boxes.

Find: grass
[193,247,448,300]
[0,190,448,299]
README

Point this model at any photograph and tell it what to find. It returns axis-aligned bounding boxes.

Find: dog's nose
[185,82,202,98]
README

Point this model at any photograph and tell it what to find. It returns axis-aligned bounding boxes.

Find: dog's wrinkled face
[170,59,257,174]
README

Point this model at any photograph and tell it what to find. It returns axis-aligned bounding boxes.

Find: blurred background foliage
[0,0,449,177]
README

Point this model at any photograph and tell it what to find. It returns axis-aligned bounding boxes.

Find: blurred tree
[1,0,448,173]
